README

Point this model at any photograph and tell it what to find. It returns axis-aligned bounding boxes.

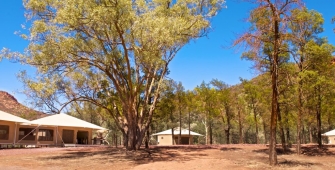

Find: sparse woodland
[1,0,335,166]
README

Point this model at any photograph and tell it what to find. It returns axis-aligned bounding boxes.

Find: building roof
[0,110,31,123]
[30,113,106,130]
[151,128,203,136]
[323,129,335,136]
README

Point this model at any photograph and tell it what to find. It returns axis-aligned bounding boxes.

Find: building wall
[157,134,194,145]
[35,126,58,146]
[16,124,39,144]
[0,120,16,144]
[56,126,93,145]
[0,121,94,146]
[157,134,173,145]
[327,135,335,144]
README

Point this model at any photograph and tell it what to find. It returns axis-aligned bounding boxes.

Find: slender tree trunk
[189,109,191,145]
[309,126,313,143]
[179,109,182,145]
[209,120,213,145]
[172,127,174,145]
[225,125,230,144]
[204,116,209,145]
[114,133,117,148]
[302,125,305,144]
[278,108,287,151]
[285,105,290,147]
[145,127,150,149]
[145,132,149,149]
[297,81,303,155]
[225,106,231,144]
[263,120,267,144]
[269,17,279,165]
[316,86,322,148]
[253,106,259,144]
[221,115,226,143]
[286,127,290,146]
[238,105,243,144]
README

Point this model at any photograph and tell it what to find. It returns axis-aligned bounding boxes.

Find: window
[0,125,9,140]
[161,137,164,139]
[19,128,36,141]
[38,129,54,141]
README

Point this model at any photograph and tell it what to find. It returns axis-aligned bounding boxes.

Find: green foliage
[8,0,225,150]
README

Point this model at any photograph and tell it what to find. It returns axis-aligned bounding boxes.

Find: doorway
[77,131,89,144]
[62,130,74,143]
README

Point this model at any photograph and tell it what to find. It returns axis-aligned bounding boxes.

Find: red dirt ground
[0,144,335,170]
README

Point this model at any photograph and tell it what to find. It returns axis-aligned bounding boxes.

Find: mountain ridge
[0,91,46,120]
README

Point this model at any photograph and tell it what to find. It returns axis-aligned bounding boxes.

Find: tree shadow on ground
[252,145,335,156]
[252,147,295,155]
[278,159,319,168]
[40,146,211,165]
[219,147,242,151]
[301,146,335,156]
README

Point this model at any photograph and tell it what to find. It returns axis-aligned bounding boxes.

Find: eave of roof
[151,128,203,136]
[30,113,106,130]
[0,110,31,123]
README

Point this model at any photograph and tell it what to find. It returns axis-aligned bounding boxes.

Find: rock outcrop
[0,91,46,120]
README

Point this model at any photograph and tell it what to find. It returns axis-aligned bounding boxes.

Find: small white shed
[322,129,335,144]
[151,128,203,145]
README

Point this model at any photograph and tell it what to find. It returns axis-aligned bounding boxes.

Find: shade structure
[151,128,203,136]
[0,110,31,123]
[30,113,106,130]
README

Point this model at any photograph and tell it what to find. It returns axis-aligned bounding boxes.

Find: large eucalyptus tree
[5,0,224,150]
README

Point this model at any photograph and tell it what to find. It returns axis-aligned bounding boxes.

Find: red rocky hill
[0,91,46,120]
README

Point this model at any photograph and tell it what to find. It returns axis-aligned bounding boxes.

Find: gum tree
[234,0,301,165]
[288,8,324,154]
[8,0,224,150]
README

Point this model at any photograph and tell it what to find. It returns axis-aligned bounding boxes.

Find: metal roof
[30,113,106,130]
[323,129,335,136]
[151,128,203,136]
[0,110,31,123]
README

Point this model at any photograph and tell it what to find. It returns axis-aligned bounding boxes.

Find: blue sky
[0,0,334,104]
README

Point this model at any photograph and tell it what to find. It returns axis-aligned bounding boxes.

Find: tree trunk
[302,125,305,144]
[189,110,191,144]
[114,133,117,148]
[204,116,209,145]
[225,106,231,144]
[297,80,303,155]
[309,126,313,143]
[209,120,213,145]
[263,120,267,144]
[238,105,243,144]
[269,17,279,166]
[316,86,322,148]
[225,126,230,144]
[145,127,150,149]
[253,106,259,144]
[285,105,290,147]
[286,126,290,147]
[120,107,149,150]
[179,109,182,145]
[278,108,287,151]
[171,128,174,145]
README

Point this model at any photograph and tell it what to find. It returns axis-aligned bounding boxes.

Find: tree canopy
[9,0,225,150]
